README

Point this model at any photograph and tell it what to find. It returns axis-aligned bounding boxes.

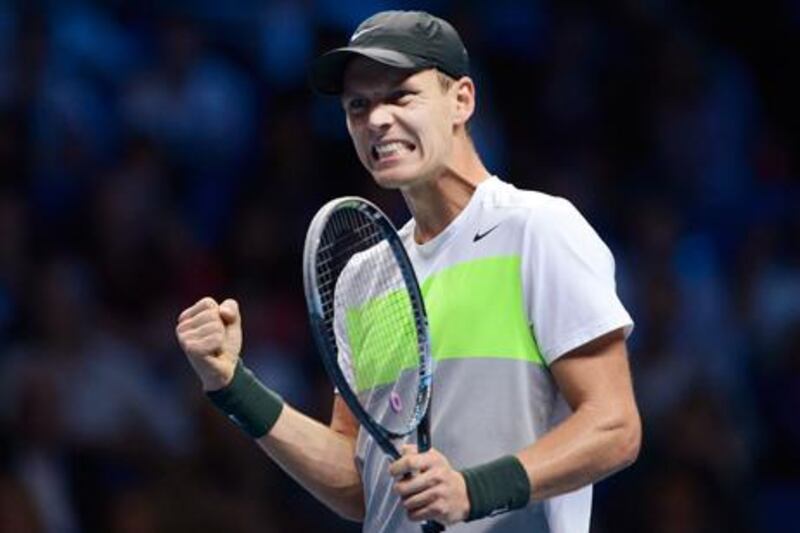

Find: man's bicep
[330,394,360,438]
[549,328,637,415]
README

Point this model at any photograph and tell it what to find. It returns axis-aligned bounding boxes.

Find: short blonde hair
[436,70,456,93]
[436,70,473,137]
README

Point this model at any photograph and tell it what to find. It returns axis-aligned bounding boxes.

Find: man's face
[341,59,457,189]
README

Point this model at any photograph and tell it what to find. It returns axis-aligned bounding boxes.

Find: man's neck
[402,143,489,244]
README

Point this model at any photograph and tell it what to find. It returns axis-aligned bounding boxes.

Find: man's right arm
[175,297,364,521]
[257,396,364,521]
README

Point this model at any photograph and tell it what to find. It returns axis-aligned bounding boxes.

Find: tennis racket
[303,196,443,533]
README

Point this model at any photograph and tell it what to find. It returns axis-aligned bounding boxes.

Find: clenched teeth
[372,141,414,160]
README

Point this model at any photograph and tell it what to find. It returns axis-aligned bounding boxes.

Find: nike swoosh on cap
[350,25,383,43]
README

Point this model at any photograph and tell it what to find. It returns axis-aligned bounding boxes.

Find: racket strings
[315,207,422,435]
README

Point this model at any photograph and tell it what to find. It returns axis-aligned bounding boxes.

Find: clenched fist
[175,297,242,391]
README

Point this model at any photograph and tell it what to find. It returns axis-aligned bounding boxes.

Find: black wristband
[461,455,531,521]
[206,361,284,439]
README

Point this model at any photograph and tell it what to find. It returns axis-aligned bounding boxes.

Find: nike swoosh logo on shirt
[473,223,501,242]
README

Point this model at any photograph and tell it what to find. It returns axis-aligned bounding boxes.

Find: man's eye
[348,98,368,113]
[389,91,413,104]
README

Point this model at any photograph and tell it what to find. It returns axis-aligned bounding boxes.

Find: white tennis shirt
[334,176,633,532]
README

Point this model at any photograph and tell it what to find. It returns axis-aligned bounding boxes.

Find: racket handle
[422,520,445,532]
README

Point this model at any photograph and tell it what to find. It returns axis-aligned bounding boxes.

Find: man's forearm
[516,402,641,501]
[256,405,365,521]
[510,332,641,502]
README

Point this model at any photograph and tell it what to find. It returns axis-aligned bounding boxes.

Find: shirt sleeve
[522,197,633,365]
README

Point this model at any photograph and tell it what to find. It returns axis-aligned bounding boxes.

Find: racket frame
[303,197,433,460]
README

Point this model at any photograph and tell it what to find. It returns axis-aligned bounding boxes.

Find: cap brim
[310,47,428,95]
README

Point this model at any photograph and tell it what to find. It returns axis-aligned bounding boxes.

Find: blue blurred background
[0,1,798,532]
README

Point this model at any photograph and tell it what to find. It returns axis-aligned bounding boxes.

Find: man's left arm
[390,328,641,524]
[515,328,641,499]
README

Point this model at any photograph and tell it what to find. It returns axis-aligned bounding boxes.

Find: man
[175,10,640,532]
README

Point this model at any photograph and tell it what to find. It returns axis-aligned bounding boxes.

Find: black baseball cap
[310,10,470,95]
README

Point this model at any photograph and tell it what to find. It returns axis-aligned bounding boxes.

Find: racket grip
[422,520,445,532]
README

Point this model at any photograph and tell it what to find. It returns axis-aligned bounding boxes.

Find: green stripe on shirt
[344,255,544,391]
[345,288,419,392]
[421,255,544,366]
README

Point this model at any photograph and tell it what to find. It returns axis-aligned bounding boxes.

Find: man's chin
[370,168,418,190]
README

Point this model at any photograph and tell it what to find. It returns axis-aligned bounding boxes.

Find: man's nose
[367,103,393,132]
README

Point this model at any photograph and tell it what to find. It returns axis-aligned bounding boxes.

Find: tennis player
[176,10,640,533]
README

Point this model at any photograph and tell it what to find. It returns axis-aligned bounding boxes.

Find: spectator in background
[0,257,190,530]
[0,474,43,533]
[121,18,256,247]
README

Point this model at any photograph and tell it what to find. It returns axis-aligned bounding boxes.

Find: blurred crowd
[0,1,798,532]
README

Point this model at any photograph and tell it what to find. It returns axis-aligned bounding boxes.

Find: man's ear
[452,77,476,127]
